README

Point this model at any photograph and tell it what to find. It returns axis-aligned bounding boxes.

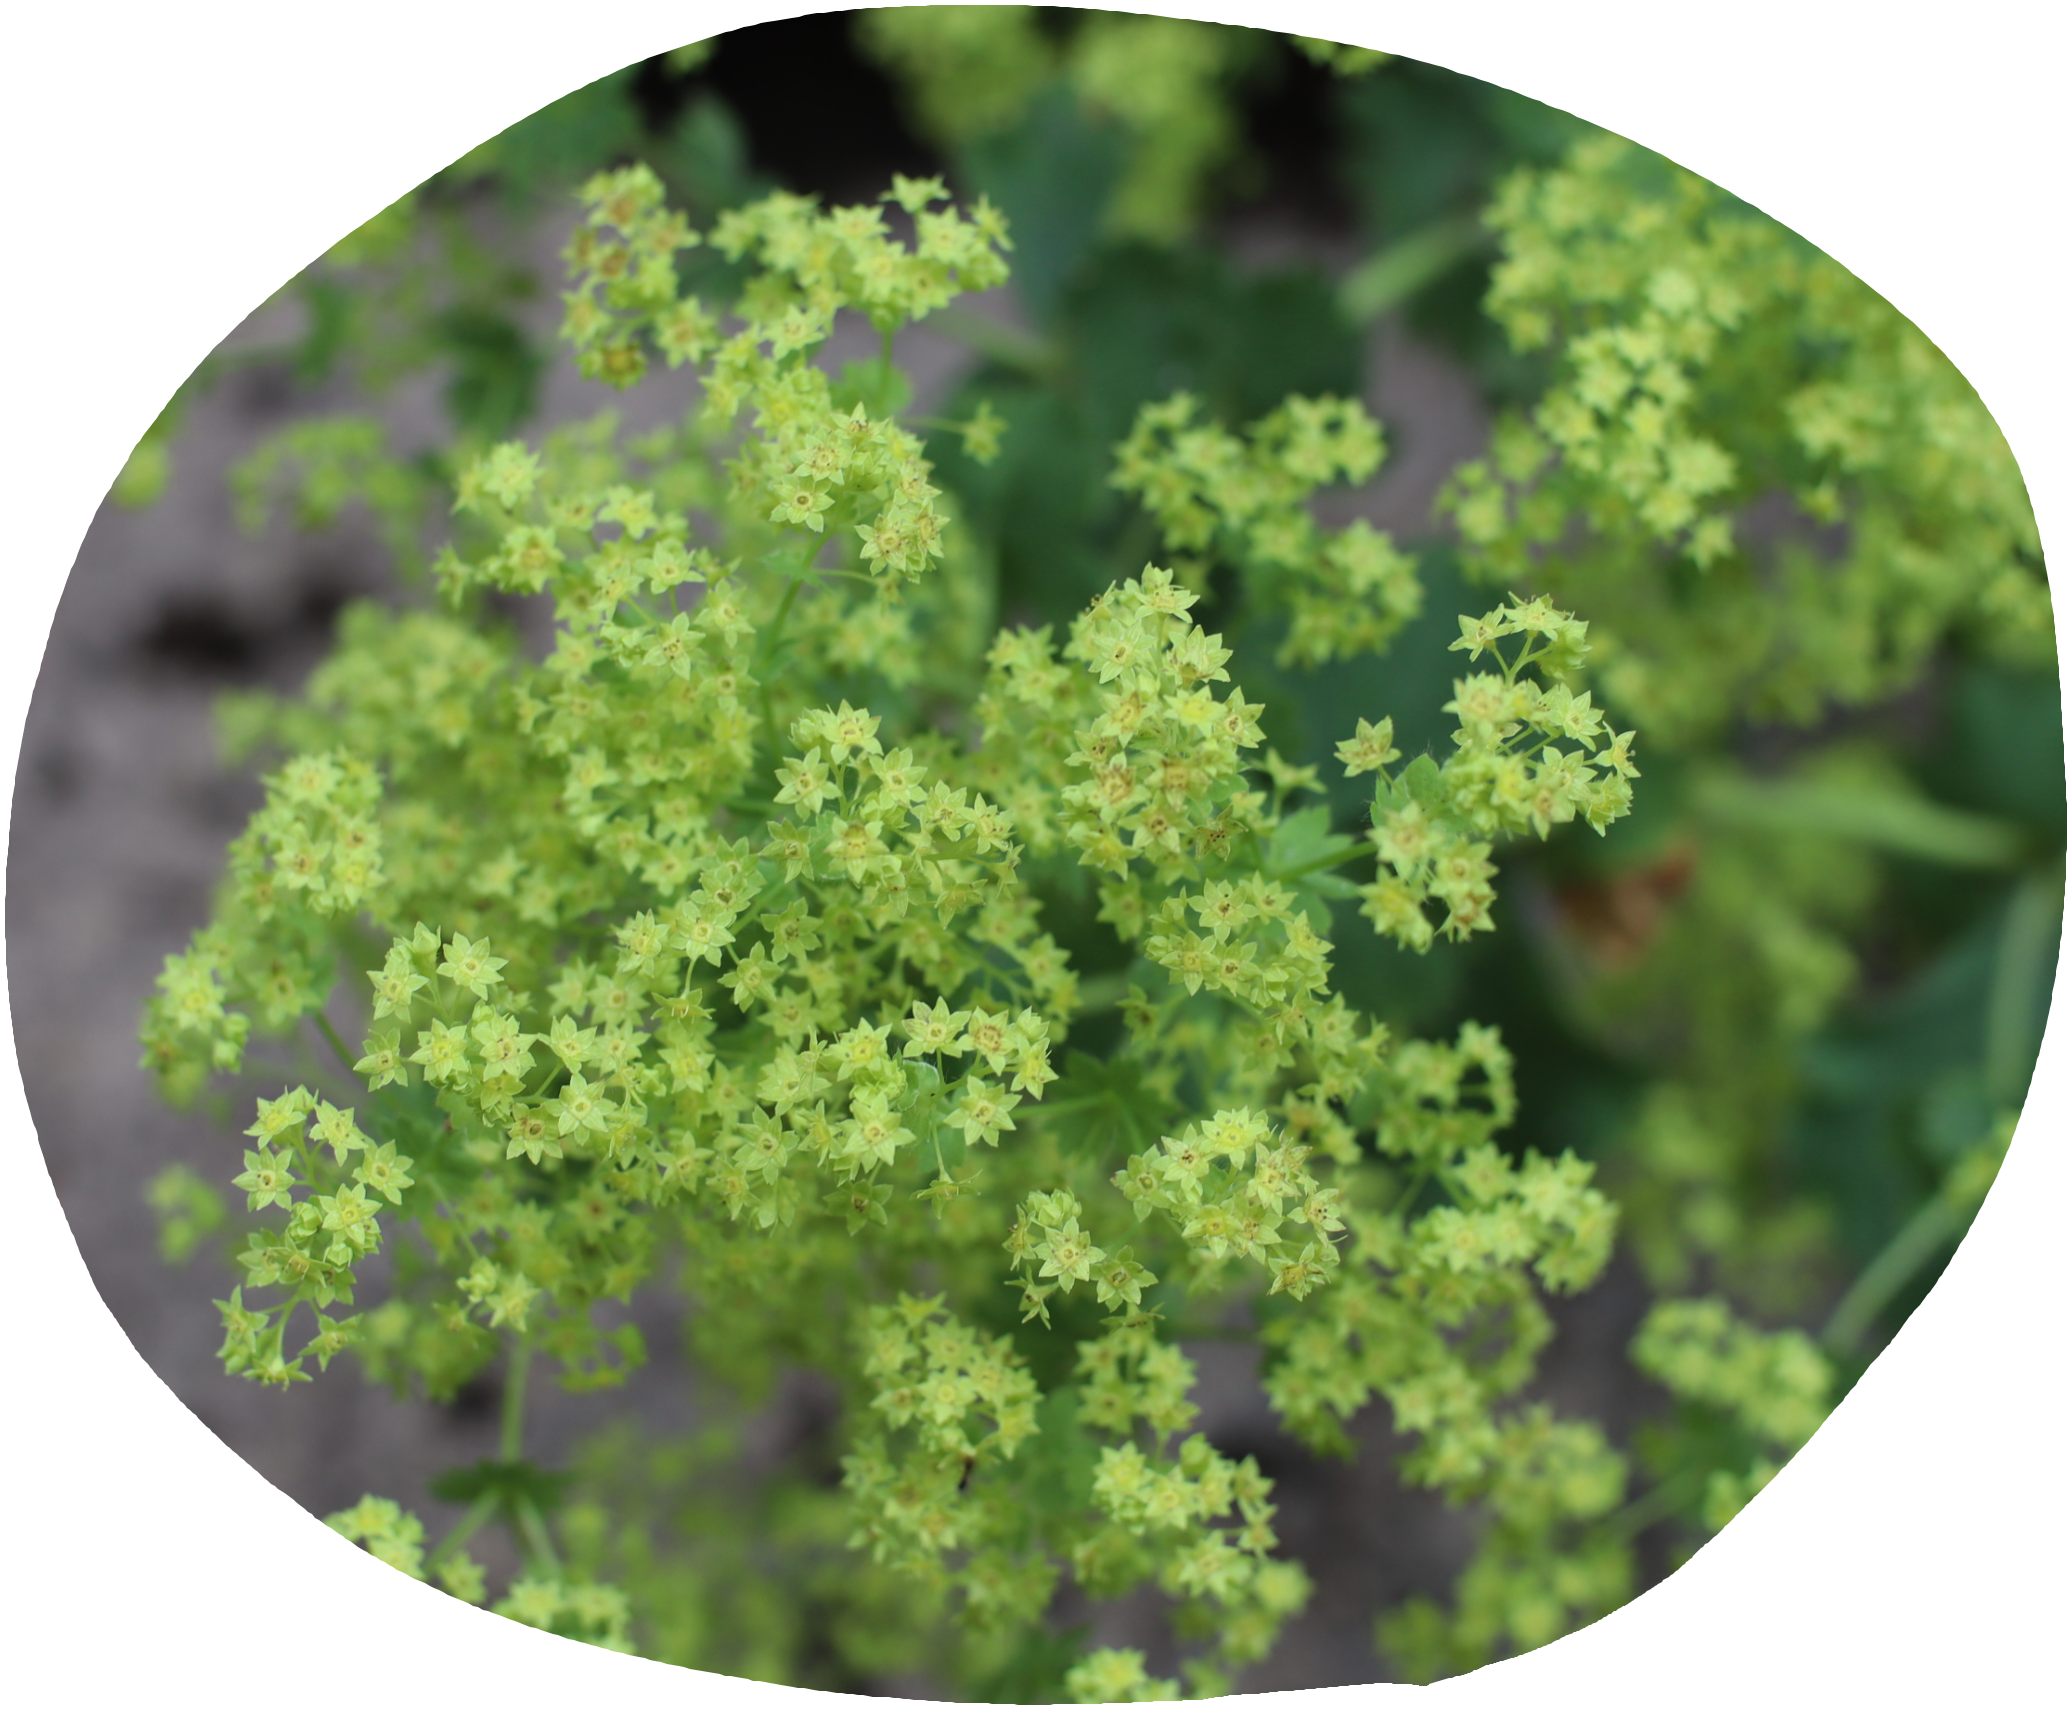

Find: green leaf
[966,1619,1093,1706]
[1014,1385,1100,1537]
[1266,804,1358,878]
[1385,752,1447,818]
[293,276,356,385]
[960,84,1127,322]
[436,306,544,442]
[1264,803,1364,925]
[1691,770,2027,868]
[458,68,644,198]
[1042,1052,1171,1156]
[428,1457,575,1514]
[652,92,766,216]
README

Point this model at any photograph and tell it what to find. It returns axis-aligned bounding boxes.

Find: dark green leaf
[429,1456,575,1514]
[959,84,1126,323]
[1267,804,1356,876]
[832,358,913,420]
[436,307,544,441]
[1042,1050,1171,1158]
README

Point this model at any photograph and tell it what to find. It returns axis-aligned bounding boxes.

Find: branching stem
[426,1491,499,1571]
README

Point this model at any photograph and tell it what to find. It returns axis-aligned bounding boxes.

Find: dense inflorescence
[1441,134,2053,747]
[136,159,1724,1692]
[152,67,2072,1702]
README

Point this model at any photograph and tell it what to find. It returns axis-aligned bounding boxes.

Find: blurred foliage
[858,7,1274,248]
[1444,136,2052,743]
[1331,53,1592,388]
[113,45,762,511]
[147,1163,228,1264]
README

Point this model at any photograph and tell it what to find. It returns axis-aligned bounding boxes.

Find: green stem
[426,1490,499,1570]
[502,1339,532,1462]
[1389,1166,1434,1219]
[1337,213,1486,322]
[1820,1195,1964,1355]
[1603,1466,1705,1540]
[313,1010,359,1076]
[515,1496,562,1578]
[1984,856,2064,1106]
[756,564,809,759]
[927,305,1054,377]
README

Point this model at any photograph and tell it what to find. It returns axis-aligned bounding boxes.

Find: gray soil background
[11,198,1663,1693]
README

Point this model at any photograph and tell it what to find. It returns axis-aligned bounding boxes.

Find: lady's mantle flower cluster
[559,163,1009,586]
[1441,133,2053,742]
[1360,595,1639,950]
[142,163,1665,1691]
[1112,390,1423,667]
